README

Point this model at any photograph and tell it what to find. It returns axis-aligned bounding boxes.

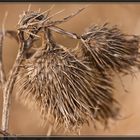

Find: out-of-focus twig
[0,12,8,89]
[0,32,6,89]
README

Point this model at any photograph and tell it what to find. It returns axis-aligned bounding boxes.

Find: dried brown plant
[0,6,140,136]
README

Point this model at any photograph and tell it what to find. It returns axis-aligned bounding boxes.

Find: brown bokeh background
[0,3,140,135]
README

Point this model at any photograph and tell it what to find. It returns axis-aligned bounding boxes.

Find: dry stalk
[0,12,7,89]
[1,9,42,133]
[1,45,26,132]
[1,25,40,132]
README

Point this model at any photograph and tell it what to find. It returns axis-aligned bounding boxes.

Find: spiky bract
[15,42,119,132]
[81,23,140,74]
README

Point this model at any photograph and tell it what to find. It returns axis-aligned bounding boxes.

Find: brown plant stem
[0,12,8,89]
[1,45,25,132]
[1,28,38,132]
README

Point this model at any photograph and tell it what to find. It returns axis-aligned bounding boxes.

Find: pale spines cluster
[80,23,140,74]
[15,40,120,132]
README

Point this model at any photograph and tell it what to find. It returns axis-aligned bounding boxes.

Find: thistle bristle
[15,42,119,133]
[80,23,140,74]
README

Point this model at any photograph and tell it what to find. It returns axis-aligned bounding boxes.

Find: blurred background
[0,2,140,136]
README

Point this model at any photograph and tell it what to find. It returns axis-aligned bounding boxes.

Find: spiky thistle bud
[80,23,140,74]
[15,27,120,133]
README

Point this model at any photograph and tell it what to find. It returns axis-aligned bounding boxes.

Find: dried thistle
[15,25,120,133]
[1,7,140,135]
[80,23,140,74]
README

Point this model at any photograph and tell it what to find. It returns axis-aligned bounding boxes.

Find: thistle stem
[1,45,25,132]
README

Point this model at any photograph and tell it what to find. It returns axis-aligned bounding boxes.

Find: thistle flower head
[15,41,120,133]
[81,23,140,74]
[14,9,140,134]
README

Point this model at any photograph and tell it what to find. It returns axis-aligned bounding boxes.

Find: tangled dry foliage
[0,6,140,136]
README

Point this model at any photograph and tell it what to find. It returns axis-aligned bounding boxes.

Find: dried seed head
[80,23,140,74]
[17,7,85,36]
[15,40,120,133]
[14,10,123,134]
[15,9,140,134]
[18,11,46,30]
